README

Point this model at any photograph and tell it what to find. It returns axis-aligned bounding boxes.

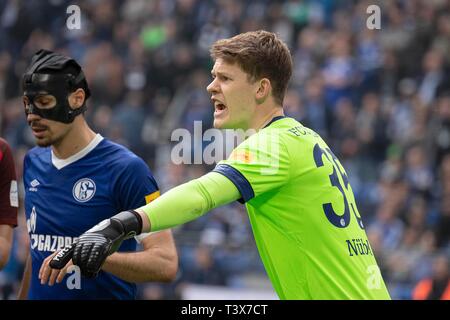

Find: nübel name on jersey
[287,125,319,138]
[346,238,373,257]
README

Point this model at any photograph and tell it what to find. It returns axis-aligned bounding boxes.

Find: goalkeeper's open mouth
[213,100,227,117]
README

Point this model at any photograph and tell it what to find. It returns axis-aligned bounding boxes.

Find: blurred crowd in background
[0,0,449,299]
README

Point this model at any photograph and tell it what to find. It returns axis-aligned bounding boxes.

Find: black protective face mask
[23,73,87,124]
[22,49,90,124]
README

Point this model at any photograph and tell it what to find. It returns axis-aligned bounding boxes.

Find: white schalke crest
[72,178,96,202]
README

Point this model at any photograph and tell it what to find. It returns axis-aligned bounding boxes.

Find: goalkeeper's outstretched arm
[139,171,241,232]
[50,172,241,276]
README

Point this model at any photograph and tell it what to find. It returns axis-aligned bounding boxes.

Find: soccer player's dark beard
[34,128,64,148]
[36,139,51,147]
[47,132,66,149]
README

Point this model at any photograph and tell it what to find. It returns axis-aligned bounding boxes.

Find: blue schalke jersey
[23,135,159,300]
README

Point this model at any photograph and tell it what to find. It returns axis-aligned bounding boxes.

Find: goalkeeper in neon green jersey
[51,30,391,300]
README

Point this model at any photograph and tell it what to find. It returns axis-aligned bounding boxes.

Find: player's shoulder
[23,147,51,174]
[25,146,50,162]
[99,138,150,172]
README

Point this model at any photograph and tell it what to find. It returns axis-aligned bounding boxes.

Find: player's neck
[250,107,285,131]
[52,119,97,159]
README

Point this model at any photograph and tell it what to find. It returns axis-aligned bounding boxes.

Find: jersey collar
[51,134,104,170]
[263,115,286,129]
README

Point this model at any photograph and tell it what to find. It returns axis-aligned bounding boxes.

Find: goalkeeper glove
[50,210,143,278]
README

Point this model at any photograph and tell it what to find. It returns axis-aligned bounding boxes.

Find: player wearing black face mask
[22,49,91,124]
[18,49,178,300]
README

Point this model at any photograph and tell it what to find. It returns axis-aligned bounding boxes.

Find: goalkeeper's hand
[49,210,143,278]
